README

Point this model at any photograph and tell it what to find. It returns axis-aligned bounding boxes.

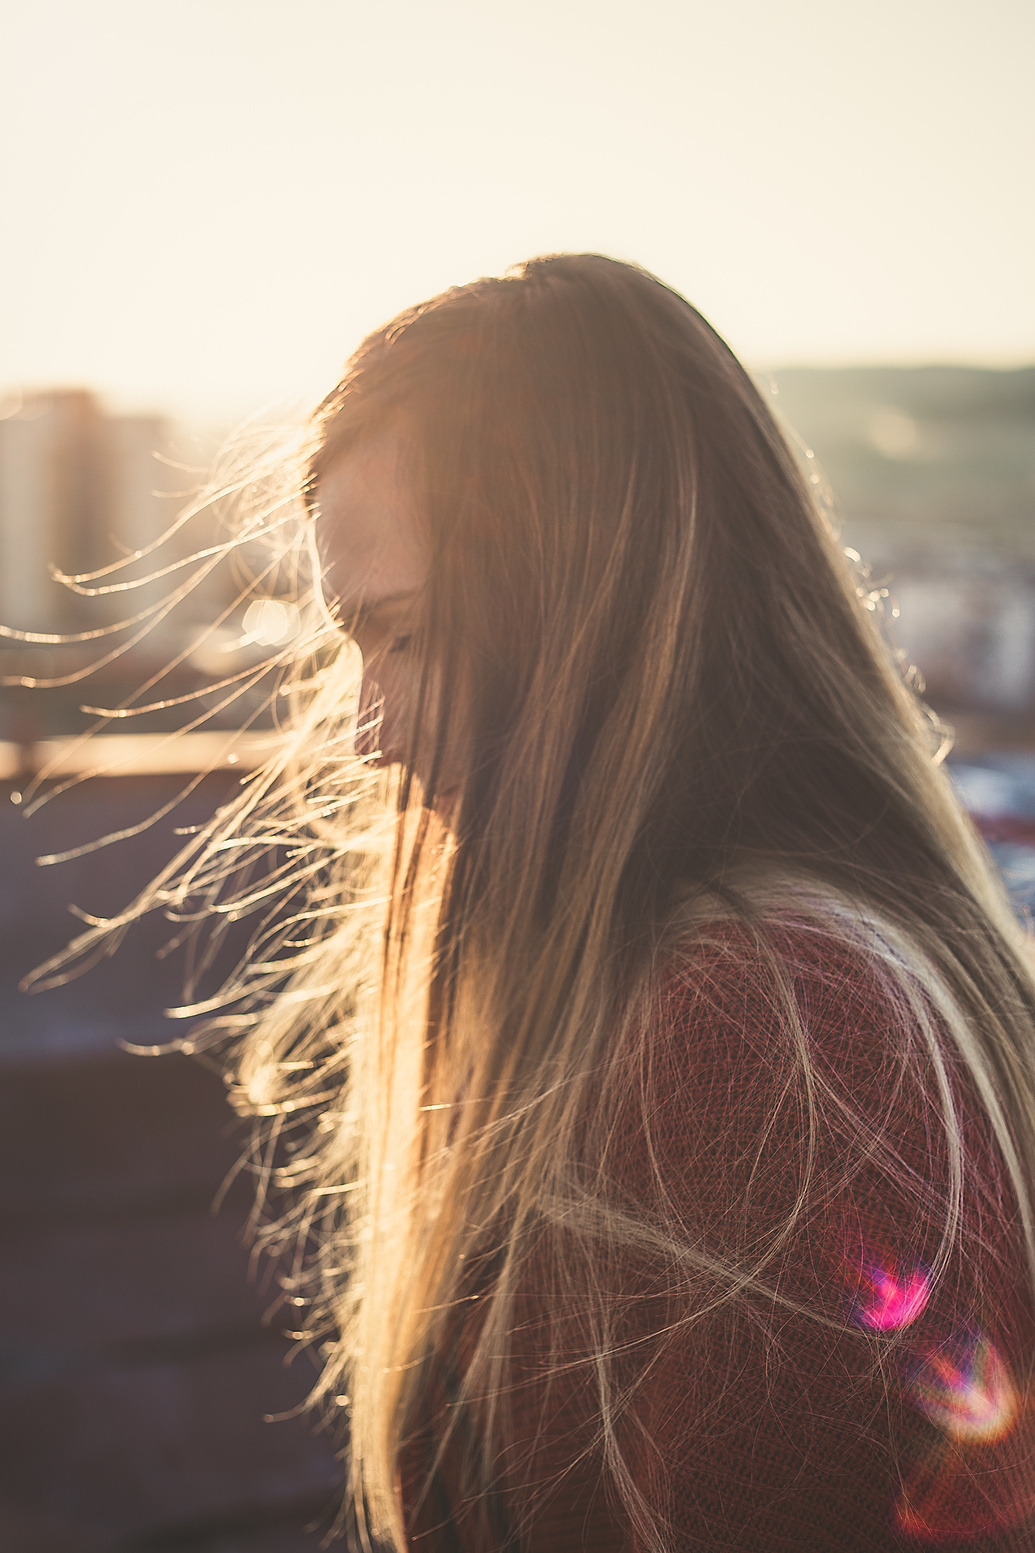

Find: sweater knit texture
[401,925,1035,1550]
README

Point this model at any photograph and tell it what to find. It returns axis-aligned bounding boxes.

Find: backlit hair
[42,255,1035,1551]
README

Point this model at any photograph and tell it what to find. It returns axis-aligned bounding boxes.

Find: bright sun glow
[0,0,1032,423]
[242,598,300,648]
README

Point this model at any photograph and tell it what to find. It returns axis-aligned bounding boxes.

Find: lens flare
[850,1256,931,1332]
[911,1332,1019,1443]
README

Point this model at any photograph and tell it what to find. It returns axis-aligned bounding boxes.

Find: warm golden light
[1,0,1032,422]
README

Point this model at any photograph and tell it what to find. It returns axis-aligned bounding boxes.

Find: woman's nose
[355,672,385,759]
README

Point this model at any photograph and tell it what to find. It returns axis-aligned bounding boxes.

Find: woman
[70,253,1035,1549]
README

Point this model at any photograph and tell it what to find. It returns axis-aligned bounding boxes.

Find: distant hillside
[763,365,1035,561]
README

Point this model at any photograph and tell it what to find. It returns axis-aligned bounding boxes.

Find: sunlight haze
[1,0,1032,419]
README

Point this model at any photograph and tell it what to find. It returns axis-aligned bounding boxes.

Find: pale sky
[1,0,1032,419]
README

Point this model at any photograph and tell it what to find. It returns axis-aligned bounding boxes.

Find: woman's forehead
[316,434,428,615]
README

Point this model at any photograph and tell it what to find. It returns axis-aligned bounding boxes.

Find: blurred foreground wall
[0,773,343,1553]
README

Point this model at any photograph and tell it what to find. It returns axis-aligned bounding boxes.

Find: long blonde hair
[43,255,1035,1550]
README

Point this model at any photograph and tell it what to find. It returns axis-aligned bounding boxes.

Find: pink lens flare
[851,1259,931,1332]
[912,1332,1019,1443]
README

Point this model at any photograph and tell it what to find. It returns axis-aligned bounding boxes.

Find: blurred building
[0,390,174,635]
[0,392,299,744]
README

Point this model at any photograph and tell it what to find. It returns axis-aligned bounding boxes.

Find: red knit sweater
[402,925,1035,1550]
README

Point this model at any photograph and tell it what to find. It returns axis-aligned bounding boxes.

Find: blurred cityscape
[771,365,1035,736]
[4,370,1035,890]
[777,364,1035,916]
[0,389,299,771]
[4,369,1035,742]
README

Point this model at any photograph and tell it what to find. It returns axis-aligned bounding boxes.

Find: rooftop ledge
[0,731,284,782]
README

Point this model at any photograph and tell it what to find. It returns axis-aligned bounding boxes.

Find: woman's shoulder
[646,910,914,1110]
[657,909,893,1034]
[612,905,1017,1286]
[602,911,1035,1547]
